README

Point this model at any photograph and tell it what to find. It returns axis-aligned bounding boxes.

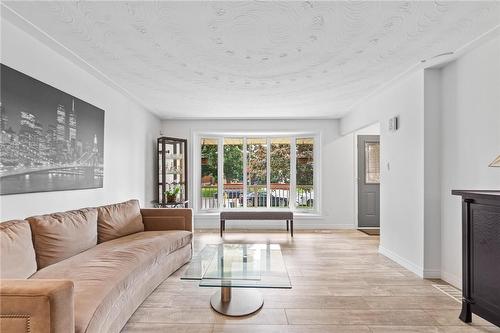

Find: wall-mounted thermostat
[389,116,399,132]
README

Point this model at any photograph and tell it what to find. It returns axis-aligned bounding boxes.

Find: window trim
[193,130,321,215]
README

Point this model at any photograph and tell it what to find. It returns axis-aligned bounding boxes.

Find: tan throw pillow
[27,208,98,269]
[97,199,144,243]
[0,220,38,278]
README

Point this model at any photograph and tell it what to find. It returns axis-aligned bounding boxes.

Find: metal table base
[210,287,264,316]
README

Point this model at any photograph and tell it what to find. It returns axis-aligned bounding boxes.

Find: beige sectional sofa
[0,199,193,333]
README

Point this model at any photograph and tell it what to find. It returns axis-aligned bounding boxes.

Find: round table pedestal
[210,287,263,316]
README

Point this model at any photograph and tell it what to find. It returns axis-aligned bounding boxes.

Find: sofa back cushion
[27,208,98,269]
[0,220,38,278]
[97,199,144,243]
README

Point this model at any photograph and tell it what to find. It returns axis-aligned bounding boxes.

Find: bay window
[200,138,218,209]
[223,138,243,208]
[246,138,267,208]
[270,138,291,208]
[198,134,317,213]
[296,138,314,209]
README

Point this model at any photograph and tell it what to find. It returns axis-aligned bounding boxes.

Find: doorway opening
[355,124,380,235]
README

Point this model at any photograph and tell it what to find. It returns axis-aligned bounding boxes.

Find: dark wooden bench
[219,211,293,237]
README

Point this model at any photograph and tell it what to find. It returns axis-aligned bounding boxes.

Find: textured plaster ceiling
[4,1,500,119]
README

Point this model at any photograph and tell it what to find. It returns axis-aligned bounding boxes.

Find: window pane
[201,138,218,209]
[223,138,243,208]
[365,142,380,184]
[296,137,314,209]
[270,137,290,207]
[247,138,267,208]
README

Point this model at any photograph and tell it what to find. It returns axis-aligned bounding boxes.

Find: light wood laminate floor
[123,230,499,333]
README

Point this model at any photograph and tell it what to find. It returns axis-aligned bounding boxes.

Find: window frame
[193,131,321,215]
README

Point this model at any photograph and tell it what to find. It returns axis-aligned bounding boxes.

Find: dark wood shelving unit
[157,137,188,207]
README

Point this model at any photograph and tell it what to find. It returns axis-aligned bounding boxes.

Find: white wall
[340,35,500,285]
[423,69,442,278]
[440,36,500,287]
[161,119,356,229]
[341,71,426,276]
[354,123,381,136]
[0,19,160,220]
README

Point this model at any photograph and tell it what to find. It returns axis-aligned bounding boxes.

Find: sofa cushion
[31,230,192,333]
[0,220,37,278]
[27,208,98,269]
[97,199,144,243]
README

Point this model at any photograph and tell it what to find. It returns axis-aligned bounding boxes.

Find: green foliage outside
[224,144,243,183]
[201,186,217,198]
[296,143,314,185]
[201,144,218,182]
[247,142,267,185]
[270,143,290,184]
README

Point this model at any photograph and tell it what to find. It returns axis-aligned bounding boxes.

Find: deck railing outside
[200,184,313,210]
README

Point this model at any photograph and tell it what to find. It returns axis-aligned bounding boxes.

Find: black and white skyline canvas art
[0,64,104,195]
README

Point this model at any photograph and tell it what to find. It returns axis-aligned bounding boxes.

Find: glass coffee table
[181,243,291,316]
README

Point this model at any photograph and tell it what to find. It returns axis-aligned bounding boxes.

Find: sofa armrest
[141,208,193,232]
[0,279,74,333]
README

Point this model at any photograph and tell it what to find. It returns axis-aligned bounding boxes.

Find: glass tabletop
[181,243,291,289]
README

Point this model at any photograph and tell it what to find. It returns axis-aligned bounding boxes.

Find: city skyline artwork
[0,64,105,195]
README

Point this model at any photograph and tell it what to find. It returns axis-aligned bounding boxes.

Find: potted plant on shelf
[165,183,181,203]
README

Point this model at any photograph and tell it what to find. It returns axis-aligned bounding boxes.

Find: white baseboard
[296,223,354,229]
[423,269,442,279]
[378,245,424,277]
[441,270,462,289]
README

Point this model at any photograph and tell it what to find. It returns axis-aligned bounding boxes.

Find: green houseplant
[164,183,181,203]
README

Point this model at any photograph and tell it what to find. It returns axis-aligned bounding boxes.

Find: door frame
[355,134,380,228]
